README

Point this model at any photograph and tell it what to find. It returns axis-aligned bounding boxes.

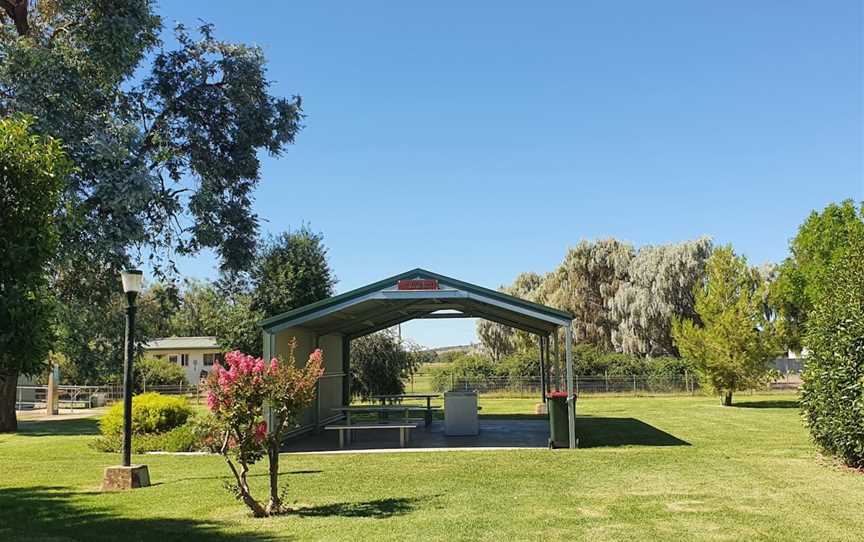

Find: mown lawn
[1,394,862,541]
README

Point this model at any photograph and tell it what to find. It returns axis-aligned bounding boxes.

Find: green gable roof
[259,268,572,337]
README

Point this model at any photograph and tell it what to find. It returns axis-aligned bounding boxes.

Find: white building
[142,336,222,385]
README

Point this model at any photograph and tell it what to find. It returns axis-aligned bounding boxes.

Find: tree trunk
[238,462,267,518]
[221,432,267,517]
[722,390,732,406]
[266,442,282,515]
[0,369,19,433]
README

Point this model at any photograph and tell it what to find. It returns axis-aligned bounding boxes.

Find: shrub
[430,353,496,391]
[99,392,191,436]
[92,422,204,453]
[136,356,188,391]
[800,232,864,468]
[497,349,541,383]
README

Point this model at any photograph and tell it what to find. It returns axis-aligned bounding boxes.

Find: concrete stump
[101,465,150,491]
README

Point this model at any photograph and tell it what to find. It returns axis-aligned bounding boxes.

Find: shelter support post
[313,335,321,434]
[553,330,560,391]
[342,335,351,406]
[565,325,576,449]
[538,335,546,403]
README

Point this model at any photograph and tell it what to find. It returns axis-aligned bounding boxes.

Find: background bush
[135,356,188,392]
[431,347,696,392]
[99,392,191,436]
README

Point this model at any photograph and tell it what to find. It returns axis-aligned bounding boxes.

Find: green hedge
[800,234,864,468]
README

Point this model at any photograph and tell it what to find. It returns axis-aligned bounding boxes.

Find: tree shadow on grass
[290,496,430,519]
[575,416,690,448]
[153,470,323,487]
[732,399,799,409]
[0,486,284,542]
[15,417,100,437]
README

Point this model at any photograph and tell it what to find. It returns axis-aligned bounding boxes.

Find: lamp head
[120,269,144,294]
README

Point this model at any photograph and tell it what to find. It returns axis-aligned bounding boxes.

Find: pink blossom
[268,358,279,374]
[254,421,267,443]
[206,392,218,411]
[309,349,323,364]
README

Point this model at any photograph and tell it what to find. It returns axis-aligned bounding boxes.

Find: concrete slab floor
[281,419,551,454]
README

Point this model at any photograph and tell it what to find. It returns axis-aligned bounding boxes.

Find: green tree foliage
[610,238,713,356]
[0,2,303,391]
[672,246,779,406]
[251,226,336,318]
[350,331,419,399]
[169,280,263,357]
[0,116,70,431]
[799,230,864,468]
[773,200,864,352]
[135,356,188,391]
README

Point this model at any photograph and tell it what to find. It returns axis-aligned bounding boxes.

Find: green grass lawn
[2,394,862,541]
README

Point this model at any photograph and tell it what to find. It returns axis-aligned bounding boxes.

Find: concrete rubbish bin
[444,391,479,436]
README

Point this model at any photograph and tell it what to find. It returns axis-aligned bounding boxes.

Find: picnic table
[327,405,440,448]
[370,393,440,426]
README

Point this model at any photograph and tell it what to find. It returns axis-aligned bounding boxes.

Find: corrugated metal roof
[143,336,220,350]
[259,268,573,338]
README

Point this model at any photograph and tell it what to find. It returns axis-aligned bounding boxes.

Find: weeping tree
[672,246,779,406]
[0,1,304,424]
[610,237,713,356]
[350,331,419,399]
[476,320,514,362]
[544,239,634,351]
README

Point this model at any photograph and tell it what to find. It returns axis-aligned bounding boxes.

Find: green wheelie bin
[546,391,572,448]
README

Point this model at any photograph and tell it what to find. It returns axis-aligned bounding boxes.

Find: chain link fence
[404,373,800,398]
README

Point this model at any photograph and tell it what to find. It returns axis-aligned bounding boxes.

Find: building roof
[143,336,220,350]
[259,268,573,338]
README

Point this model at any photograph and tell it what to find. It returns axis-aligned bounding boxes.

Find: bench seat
[324,422,419,448]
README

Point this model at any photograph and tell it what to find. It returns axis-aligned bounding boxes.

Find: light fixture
[120,269,144,294]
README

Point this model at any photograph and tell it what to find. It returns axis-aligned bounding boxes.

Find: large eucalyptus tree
[0,1,304,421]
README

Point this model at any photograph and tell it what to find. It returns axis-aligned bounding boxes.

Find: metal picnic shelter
[258,268,578,448]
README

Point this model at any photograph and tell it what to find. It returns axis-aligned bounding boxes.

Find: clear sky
[158,1,863,348]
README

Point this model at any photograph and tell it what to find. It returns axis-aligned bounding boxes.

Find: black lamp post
[120,269,143,466]
[101,270,149,490]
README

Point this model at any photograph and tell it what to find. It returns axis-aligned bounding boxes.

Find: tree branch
[0,0,29,36]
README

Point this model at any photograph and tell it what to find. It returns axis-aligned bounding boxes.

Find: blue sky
[158,1,863,347]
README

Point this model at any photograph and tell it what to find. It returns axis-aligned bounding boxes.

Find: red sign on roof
[397,279,439,291]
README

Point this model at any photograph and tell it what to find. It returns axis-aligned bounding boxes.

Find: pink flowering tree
[263,340,324,514]
[205,344,323,517]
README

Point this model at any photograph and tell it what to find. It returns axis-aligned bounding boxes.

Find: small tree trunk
[221,433,267,517]
[266,442,282,515]
[722,390,732,406]
[0,370,19,433]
